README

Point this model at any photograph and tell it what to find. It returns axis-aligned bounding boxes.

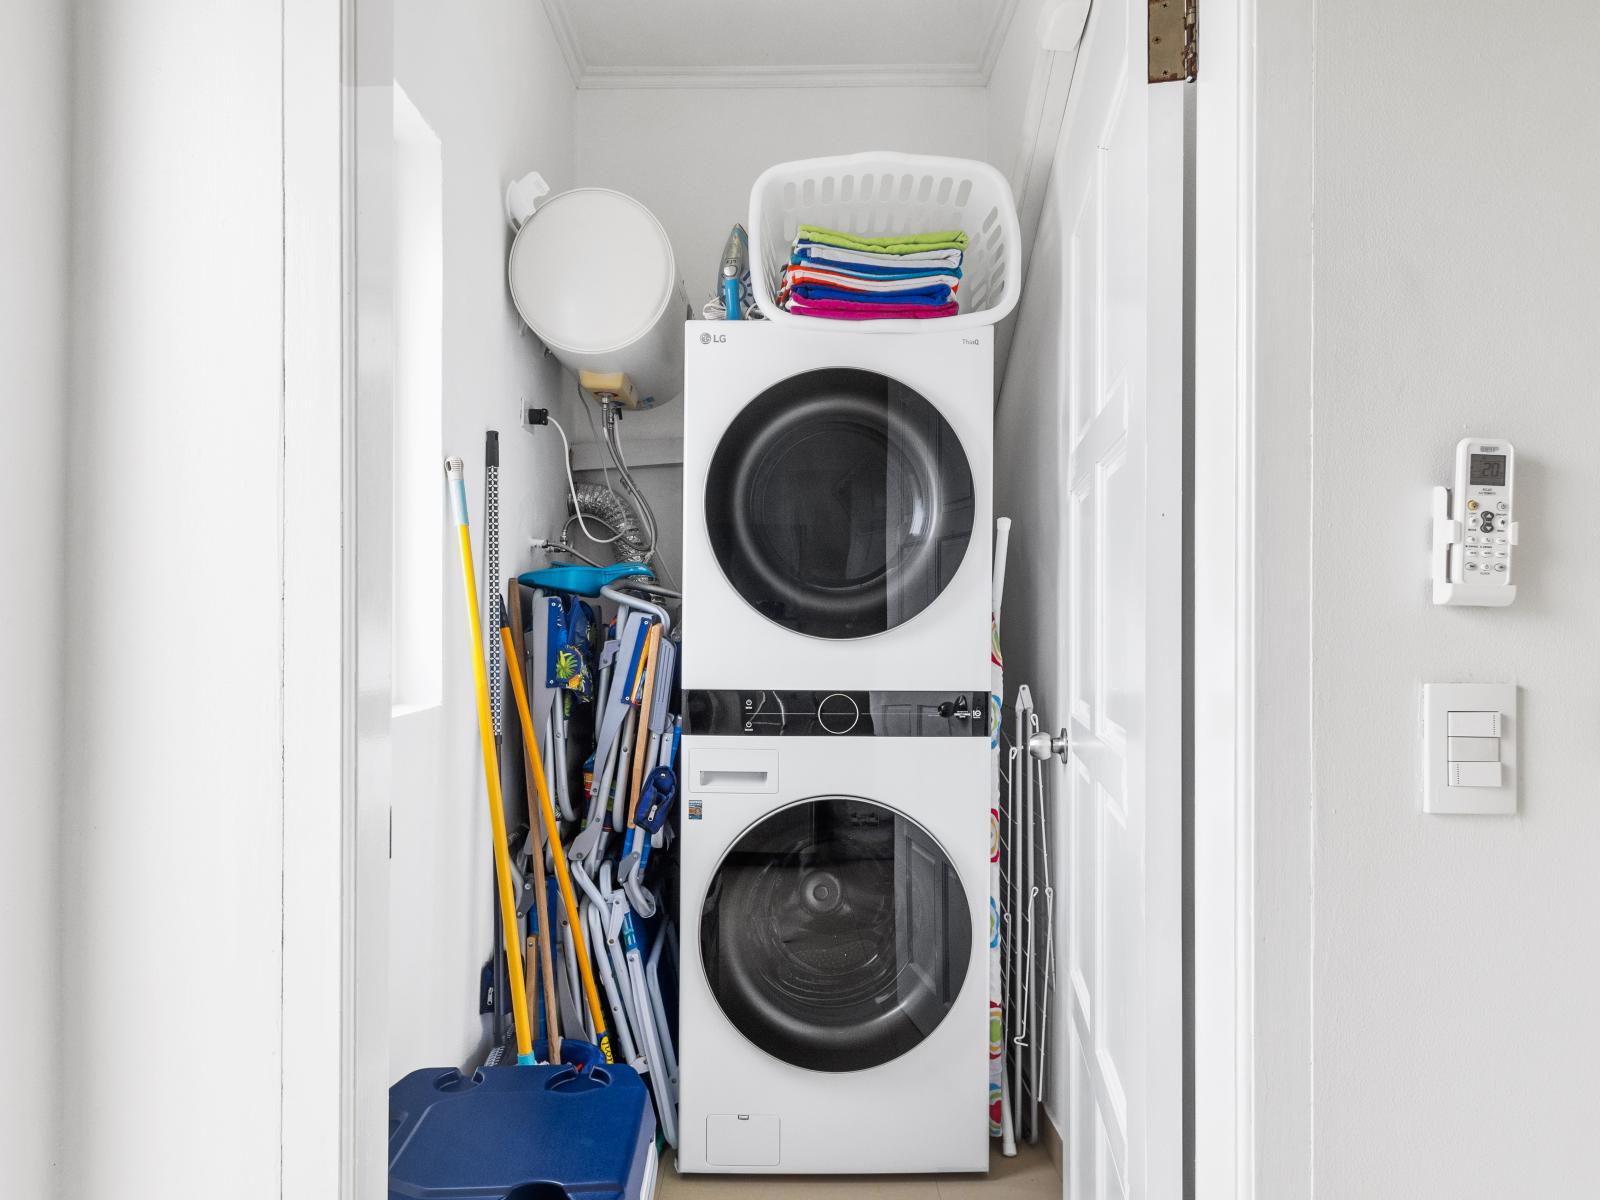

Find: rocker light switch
[1450,761,1503,788]
[1446,710,1500,738]
[1446,736,1500,762]
[1423,683,1517,815]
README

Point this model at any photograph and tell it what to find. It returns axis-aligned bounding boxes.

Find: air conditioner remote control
[1450,438,1515,586]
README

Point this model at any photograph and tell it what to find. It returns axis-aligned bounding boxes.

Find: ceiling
[541,0,1021,89]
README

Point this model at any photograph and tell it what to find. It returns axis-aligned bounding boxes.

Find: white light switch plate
[1423,683,1517,815]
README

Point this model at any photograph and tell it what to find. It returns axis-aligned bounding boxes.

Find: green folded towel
[796,223,968,255]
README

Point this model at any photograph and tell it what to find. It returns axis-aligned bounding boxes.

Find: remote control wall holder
[1432,485,1518,607]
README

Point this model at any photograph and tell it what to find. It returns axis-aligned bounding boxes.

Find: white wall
[388,0,576,1078]
[973,4,1600,1191]
[391,86,446,713]
[383,16,1008,1085]
[1250,0,1318,1192]
[568,85,992,584]
[1307,4,1600,1195]
[990,84,1072,1137]
[0,2,69,1192]
[984,0,1048,190]
[545,84,997,593]
[576,85,991,327]
[61,2,287,1196]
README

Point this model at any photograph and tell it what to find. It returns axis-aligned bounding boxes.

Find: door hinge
[1149,0,1197,83]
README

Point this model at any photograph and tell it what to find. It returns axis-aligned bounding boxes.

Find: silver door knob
[1027,729,1069,764]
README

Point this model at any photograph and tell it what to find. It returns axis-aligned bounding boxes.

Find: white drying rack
[998,684,1056,1148]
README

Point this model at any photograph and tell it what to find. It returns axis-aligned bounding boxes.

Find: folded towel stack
[778,224,968,321]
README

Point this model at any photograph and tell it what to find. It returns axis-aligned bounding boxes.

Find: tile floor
[655,1140,1059,1199]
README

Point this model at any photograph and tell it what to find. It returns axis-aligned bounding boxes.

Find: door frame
[1191,0,1315,1197]
[281,0,394,1194]
[281,0,1320,1192]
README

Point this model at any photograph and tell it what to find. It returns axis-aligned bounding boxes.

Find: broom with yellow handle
[445,456,534,1066]
[500,599,616,1065]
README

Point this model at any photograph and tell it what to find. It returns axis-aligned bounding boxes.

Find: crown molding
[540,0,587,87]
[575,62,991,90]
[978,0,1024,80]
[542,0,1018,91]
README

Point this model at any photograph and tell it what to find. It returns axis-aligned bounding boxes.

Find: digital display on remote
[1470,453,1507,486]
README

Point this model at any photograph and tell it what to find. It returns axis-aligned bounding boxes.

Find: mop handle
[507,581,564,1067]
[500,619,617,1065]
[626,624,662,829]
[445,457,535,1066]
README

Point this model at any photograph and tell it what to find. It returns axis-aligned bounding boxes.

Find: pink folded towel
[788,298,960,321]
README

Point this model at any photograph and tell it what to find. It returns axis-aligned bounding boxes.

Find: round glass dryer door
[705,368,975,639]
[699,797,972,1072]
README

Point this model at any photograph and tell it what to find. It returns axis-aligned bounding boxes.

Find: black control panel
[684,689,988,737]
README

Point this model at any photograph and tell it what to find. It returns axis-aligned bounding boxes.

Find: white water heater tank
[506,180,687,409]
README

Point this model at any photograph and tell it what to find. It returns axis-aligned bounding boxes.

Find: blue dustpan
[518,560,653,598]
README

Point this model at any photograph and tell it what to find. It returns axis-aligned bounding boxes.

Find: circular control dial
[816,693,861,735]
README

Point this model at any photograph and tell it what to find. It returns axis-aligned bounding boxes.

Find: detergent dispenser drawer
[689,747,780,793]
[705,1114,781,1167]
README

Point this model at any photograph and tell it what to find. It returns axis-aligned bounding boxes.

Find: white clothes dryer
[682,322,993,692]
[676,708,989,1175]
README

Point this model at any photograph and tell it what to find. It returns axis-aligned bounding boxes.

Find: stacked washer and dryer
[676,321,995,1175]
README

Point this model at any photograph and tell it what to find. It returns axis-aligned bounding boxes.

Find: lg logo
[699,331,727,345]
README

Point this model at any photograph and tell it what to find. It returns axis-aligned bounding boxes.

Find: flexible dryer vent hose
[571,482,649,562]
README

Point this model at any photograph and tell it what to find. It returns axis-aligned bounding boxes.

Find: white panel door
[1057,0,1184,1196]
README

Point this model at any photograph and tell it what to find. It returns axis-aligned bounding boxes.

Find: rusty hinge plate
[1149,0,1197,83]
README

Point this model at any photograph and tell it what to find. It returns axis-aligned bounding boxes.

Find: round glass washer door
[699,796,973,1073]
[705,368,975,640]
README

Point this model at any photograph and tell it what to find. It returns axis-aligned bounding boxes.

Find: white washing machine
[682,321,993,692]
[676,709,990,1175]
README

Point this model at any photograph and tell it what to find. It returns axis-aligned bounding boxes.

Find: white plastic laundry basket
[749,151,1022,333]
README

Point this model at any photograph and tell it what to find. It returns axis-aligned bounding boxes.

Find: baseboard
[1043,1110,1064,1180]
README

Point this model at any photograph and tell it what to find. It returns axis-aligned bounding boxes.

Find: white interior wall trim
[543,0,1020,90]
[1191,0,1258,1195]
[0,3,70,1193]
[282,0,363,1194]
[1005,1,1088,253]
[991,0,1090,388]
[338,1,399,1195]
[541,0,586,88]
[976,0,1026,84]
[569,63,994,91]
